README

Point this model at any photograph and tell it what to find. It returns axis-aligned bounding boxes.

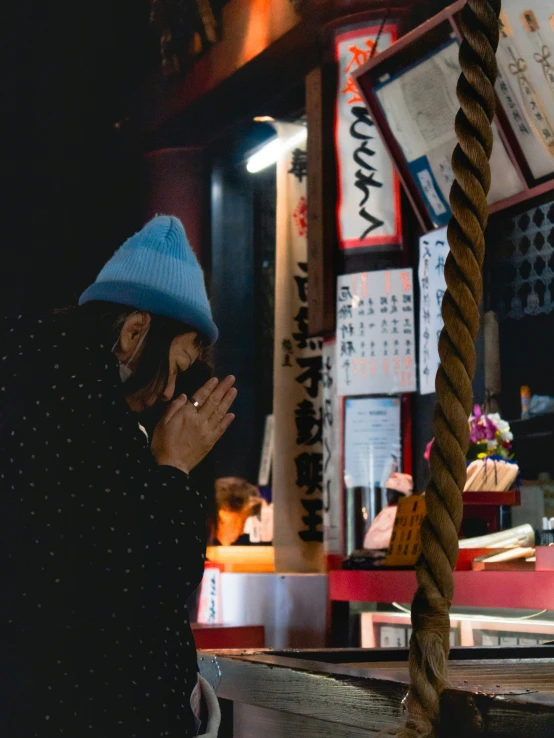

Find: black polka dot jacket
[0,315,207,737]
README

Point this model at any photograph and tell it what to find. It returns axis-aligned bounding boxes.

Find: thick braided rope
[397,2,501,736]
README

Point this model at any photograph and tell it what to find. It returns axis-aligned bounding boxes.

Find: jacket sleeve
[1,317,208,603]
[70,360,209,595]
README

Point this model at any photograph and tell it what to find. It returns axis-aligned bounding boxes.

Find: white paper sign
[336,269,417,396]
[322,340,343,555]
[380,626,406,648]
[197,565,222,625]
[344,397,401,490]
[482,634,500,646]
[500,636,519,647]
[419,227,448,395]
[335,25,402,250]
[258,414,274,487]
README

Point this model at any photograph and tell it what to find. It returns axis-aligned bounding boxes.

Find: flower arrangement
[468,405,513,461]
[424,405,514,463]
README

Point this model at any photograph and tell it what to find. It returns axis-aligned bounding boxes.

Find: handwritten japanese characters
[273,123,324,571]
[322,340,343,555]
[288,148,308,183]
[197,564,222,625]
[418,227,448,395]
[384,495,426,567]
[375,39,522,229]
[336,269,416,396]
[334,26,402,250]
[496,3,554,180]
[287,259,324,543]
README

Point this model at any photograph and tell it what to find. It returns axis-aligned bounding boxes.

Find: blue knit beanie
[79,215,218,344]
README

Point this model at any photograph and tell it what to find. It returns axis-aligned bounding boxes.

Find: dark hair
[54,302,210,400]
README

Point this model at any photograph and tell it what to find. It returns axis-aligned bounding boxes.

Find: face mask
[113,331,147,384]
[119,363,134,384]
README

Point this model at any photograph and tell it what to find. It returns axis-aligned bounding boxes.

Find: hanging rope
[399,1,501,736]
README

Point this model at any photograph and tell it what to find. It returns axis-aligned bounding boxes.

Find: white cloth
[190,675,221,737]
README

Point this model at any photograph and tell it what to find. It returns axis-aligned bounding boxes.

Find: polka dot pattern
[0,315,207,736]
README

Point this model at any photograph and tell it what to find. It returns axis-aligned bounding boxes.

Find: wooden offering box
[200,647,554,737]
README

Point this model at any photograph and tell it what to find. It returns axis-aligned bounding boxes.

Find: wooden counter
[199,646,554,737]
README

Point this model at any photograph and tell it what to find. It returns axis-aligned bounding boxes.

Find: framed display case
[361,610,554,649]
[496,3,554,183]
[353,0,554,233]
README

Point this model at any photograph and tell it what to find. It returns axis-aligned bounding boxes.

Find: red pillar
[141,147,208,264]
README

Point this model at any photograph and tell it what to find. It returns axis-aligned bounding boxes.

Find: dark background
[0,0,156,317]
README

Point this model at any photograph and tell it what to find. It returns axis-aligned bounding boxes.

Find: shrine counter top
[199,647,554,738]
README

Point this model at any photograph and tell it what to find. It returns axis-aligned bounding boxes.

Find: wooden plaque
[384,494,425,567]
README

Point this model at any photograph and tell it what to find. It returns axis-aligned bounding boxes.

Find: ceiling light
[246,126,307,174]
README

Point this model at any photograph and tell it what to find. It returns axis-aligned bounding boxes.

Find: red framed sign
[334,23,403,251]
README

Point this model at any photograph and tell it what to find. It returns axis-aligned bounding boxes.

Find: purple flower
[469,404,499,443]
[469,426,482,443]
[484,416,497,440]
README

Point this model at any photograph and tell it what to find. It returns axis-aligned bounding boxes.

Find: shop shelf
[330,569,554,611]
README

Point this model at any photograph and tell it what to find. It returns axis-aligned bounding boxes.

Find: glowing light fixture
[246,126,307,174]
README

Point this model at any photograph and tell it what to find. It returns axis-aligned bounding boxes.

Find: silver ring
[191,399,200,409]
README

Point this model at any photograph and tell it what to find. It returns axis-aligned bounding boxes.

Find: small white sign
[258,414,274,487]
[500,636,519,647]
[482,634,500,646]
[344,396,401,490]
[197,565,222,625]
[380,626,406,648]
[418,227,448,395]
[336,269,416,396]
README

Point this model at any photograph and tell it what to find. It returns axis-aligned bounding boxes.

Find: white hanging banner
[418,227,448,395]
[273,122,324,573]
[336,268,417,396]
[334,24,402,250]
[322,340,343,556]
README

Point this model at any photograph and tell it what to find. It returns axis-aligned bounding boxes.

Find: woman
[0,215,235,736]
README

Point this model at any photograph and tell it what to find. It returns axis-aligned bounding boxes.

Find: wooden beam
[124,22,318,148]
[123,1,420,147]
[306,65,337,337]
[141,147,208,261]
[123,0,301,145]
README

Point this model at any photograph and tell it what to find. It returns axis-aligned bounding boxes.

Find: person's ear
[118,312,151,360]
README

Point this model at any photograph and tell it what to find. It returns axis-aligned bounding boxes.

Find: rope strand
[399,2,501,735]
